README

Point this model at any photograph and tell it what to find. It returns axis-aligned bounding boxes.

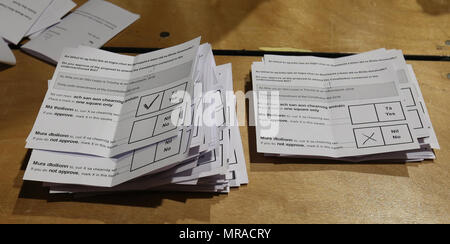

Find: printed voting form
[51,63,246,192]
[22,0,140,64]
[264,49,440,149]
[26,38,200,158]
[264,49,438,143]
[25,129,193,187]
[24,42,248,193]
[252,62,421,158]
[0,0,53,44]
[0,38,15,65]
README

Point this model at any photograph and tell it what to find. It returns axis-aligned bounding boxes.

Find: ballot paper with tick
[26,38,200,158]
[24,43,248,193]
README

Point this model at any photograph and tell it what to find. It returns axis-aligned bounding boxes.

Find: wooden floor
[0,0,449,223]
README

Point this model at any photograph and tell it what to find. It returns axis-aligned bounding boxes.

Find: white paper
[252,61,420,158]
[216,63,248,186]
[44,145,227,192]
[405,65,440,149]
[189,44,211,149]
[28,28,46,39]
[264,49,431,139]
[43,158,201,192]
[26,38,200,157]
[24,40,249,194]
[24,128,193,187]
[0,38,15,65]
[22,0,139,63]
[0,0,53,44]
[25,0,76,36]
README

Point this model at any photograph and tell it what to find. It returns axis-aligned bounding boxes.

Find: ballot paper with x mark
[252,60,421,158]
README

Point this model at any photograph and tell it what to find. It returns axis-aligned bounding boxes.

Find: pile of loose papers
[251,49,439,162]
[0,0,77,65]
[22,0,140,64]
[0,0,140,65]
[23,38,248,195]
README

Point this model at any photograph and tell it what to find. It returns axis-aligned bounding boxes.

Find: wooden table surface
[79,0,450,56]
[0,0,449,223]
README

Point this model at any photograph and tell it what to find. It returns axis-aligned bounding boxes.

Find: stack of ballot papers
[23,38,248,195]
[251,49,439,162]
[0,0,77,65]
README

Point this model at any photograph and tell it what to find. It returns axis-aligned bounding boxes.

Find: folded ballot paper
[23,38,248,194]
[22,0,140,64]
[252,49,439,162]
